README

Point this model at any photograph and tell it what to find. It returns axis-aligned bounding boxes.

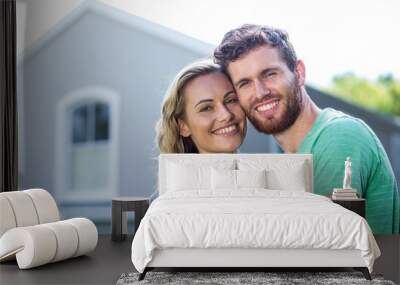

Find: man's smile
[253,99,280,119]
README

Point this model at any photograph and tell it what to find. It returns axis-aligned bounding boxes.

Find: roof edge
[17,0,214,66]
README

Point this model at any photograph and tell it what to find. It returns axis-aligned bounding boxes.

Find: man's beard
[246,79,303,135]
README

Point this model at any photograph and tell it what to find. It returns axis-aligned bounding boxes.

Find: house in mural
[17,0,400,232]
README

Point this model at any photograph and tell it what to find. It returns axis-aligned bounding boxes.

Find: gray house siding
[21,11,206,215]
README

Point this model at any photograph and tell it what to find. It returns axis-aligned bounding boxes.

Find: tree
[327,73,400,118]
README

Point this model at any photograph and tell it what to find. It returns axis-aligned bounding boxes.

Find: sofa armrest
[0,218,98,269]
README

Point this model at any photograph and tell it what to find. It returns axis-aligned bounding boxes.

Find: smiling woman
[156,60,246,153]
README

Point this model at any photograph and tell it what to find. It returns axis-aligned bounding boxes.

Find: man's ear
[178,118,191,137]
[294,60,306,86]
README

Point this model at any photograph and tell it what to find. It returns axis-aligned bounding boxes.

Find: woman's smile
[211,123,240,136]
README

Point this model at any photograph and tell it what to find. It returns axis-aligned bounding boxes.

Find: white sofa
[0,189,98,269]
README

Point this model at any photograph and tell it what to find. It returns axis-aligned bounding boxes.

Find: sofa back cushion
[0,189,60,238]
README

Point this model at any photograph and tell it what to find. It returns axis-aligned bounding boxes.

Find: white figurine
[343,157,352,189]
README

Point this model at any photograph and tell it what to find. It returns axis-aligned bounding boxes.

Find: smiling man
[214,24,399,234]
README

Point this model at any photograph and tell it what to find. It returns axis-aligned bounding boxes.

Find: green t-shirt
[298,108,399,234]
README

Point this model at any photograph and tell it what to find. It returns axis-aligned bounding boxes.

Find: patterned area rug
[116,271,395,285]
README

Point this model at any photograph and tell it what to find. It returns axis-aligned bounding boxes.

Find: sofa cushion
[0,218,97,269]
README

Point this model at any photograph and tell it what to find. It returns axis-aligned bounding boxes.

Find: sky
[101,0,400,88]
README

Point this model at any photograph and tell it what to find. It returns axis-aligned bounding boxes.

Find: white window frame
[55,86,119,203]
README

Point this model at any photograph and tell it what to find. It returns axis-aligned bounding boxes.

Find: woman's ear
[178,118,191,137]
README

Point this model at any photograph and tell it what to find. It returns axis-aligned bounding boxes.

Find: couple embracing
[156,24,399,235]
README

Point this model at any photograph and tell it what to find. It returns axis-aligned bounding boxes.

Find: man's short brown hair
[214,24,297,72]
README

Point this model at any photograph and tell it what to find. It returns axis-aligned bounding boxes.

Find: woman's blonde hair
[156,59,224,153]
